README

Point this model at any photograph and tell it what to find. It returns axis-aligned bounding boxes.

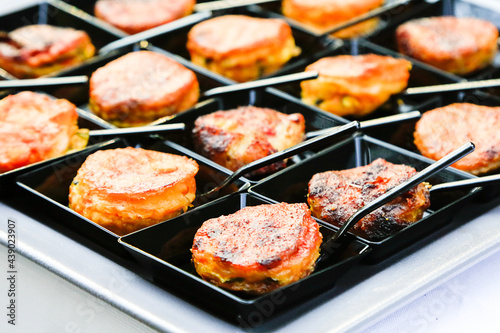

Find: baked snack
[301,54,412,117]
[414,103,500,175]
[396,16,499,75]
[192,106,305,175]
[0,24,95,78]
[191,202,322,294]
[283,0,384,38]
[0,91,87,173]
[187,15,301,82]
[89,51,199,127]
[308,158,430,240]
[69,147,199,235]
[94,0,195,35]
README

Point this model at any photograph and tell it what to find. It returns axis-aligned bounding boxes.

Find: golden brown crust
[308,158,430,241]
[191,203,322,294]
[69,147,199,235]
[414,103,500,175]
[89,51,199,127]
[0,25,95,78]
[192,106,305,175]
[301,54,411,117]
[0,91,82,173]
[187,15,301,82]
[396,16,498,75]
[283,0,383,38]
[94,0,195,34]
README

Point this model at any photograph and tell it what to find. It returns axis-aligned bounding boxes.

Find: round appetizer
[414,103,500,175]
[301,54,412,117]
[69,147,199,235]
[191,202,322,294]
[192,106,305,175]
[0,91,87,173]
[89,51,199,127]
[187,15,301,82]
[0,24,95,78]
[95,0,195,35]
[283,0,384,38]
[396,16,498,75]
[308,158,430,241]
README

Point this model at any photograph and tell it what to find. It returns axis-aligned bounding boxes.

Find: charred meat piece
[414,103,500,175]
[191,202,322,294]
[308,158,430,240]
[192,106,305,175]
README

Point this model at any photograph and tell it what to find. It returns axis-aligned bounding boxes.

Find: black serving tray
[48,45,233,123]
[268,37,462,123]
[157,88,352,182]
[366,0,500,81]
[0,0,124,79]
[15,137,249,255]
[0,89,113,189]
[119,192,371,323]
[249,134,480,263]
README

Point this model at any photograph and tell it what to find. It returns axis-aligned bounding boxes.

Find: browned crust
[414,103,500,175]
[94,0,195,34]
[69,147,199,235]
[307,158,431,241]
[192,106,305,175]
[0,25,95,78]
[89,51,199,127]
[396,16,498,75]
[192,203,322,294]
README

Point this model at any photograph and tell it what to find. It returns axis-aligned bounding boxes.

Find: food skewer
[88,123,186,138]
[305,110,421,139]
[199,121,360,198]
[0,75,89,89]
[429,173,500,194]
[403,78,500,95]
[318,141,475,260]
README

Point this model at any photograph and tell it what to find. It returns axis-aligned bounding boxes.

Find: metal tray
[249,135,480,263]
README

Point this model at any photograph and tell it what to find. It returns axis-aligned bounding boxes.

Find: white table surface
[1,1,500,332]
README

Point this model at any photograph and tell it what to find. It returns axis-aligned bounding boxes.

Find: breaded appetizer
[396,16,498,75]
[308,158,430,240]
[0,25,95,78]
[192,106,305,175]
[301,54,412,117]
[414,103,500,175]
[283,0,384,38]
[187,15,301,82]
[89,51,199,127]
[95,0,195,35]
[191,203,322,294]
[0,91,87,173]
[69,147,199,235]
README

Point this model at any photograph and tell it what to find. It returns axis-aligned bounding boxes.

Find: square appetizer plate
[366,0,500,81]
[249,134,480,263]
[15,137,249,256]
[0,89,113,189]
[0,0,124,80]
[119,192,371,323]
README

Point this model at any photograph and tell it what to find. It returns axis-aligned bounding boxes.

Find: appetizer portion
[0,24,95,78]
[301,54,412,117]
[69,147,199,235]
[396,16,498,75]
[283,0,383,38]
[414,103,500,175]
[0,91,87,173]
[308,158,430,240]
[191,202,322,294]
[187,15,301,82]
[95,0,195,34]
[192,106,306,175]
[89,51,199,127]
